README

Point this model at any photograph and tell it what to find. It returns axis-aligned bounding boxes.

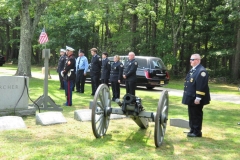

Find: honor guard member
[182,53,210,137]
[110,55,123,101]
[75,50,89,93]
[101,52,111,87]
[123,52,138,96]
[61,46,76,106]
[57,49,67,89]
[90,48,102,96]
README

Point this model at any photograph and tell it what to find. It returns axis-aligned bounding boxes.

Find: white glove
[61,71,64,77]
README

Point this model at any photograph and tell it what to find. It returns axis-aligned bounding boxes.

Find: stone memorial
[74,109,126,122]
[36,111,67,125]
[0,76,36,116]
[0,116,27,131]
[170,118,190,129]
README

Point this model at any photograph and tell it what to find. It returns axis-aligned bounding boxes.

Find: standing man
[57,49,67,89]
[90,48,102,96]
[182,53,210,137]
[61,46,76,106]
[101,52,111,87]
[110,55,123,101]
[123,52,138,96]
[75,50,89,93]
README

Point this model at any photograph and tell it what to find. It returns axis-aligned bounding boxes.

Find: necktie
[77,57,81,70]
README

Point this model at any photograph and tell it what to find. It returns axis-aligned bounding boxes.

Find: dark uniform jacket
[90,54,102,76]
[110,61,123,82]
[123,59,138,81]
[101,58,111,80]
[63,55,76,81]
[57,54,67,73]
[182,64,210,105]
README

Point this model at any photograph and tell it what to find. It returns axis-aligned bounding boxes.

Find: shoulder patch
[108,61,110,64]
[134,61,138,65]
[201,72,206,77]
[120,64,123,67]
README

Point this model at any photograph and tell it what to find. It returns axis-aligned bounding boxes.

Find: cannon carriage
[91,84,169,147]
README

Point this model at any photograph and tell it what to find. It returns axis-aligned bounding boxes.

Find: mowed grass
[0,64,240,159]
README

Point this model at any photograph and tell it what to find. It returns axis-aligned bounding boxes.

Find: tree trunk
[16,0,32,76]
[15,0,47,76]
[233,26,240,79]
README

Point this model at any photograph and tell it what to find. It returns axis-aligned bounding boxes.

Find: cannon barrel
[123,93,137,105]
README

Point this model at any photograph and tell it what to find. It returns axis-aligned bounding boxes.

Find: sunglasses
[190,58,198,61]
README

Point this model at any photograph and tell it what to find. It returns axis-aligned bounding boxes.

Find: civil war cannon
[91,84,169,147]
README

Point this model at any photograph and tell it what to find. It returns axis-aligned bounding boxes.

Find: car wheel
[146,86,154,90]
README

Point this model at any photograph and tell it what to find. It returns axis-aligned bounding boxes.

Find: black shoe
[76,90,80,92]
[112,97,116,101]
[187,132,202,137]
[59,88,64,90]
[91,93,94,96]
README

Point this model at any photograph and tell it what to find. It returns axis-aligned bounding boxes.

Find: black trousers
[58,72,64,89]
[76,70,86,93]
[101,78,109,87]
[91,73,100,95]
[125,80,136,96]
[111,81,120,99]
[188,104,204,134]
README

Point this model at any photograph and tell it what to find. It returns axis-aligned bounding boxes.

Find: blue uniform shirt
[76,56,89,74]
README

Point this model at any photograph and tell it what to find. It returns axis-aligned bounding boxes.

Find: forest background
[0,0,239,81]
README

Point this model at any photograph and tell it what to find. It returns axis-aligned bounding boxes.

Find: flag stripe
[38,29,49,44]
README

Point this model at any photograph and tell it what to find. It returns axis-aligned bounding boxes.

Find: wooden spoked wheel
[154,90,169,147]
[91,84,111,138]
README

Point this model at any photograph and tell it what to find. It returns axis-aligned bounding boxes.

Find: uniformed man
[182,53,210,137]
[90,48,102,96]
[75,50,89,93]
[61,46,76,106]
[101,52,111,87]
[56,49,67,89]
[110,55,123,101]
[123,52,138,96]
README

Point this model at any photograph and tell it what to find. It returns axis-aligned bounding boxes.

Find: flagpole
[34,27,62,111]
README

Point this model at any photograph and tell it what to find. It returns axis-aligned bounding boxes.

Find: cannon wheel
[154,90,169,147]
[91,84,111,138]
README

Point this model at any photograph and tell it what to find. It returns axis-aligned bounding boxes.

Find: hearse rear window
[151,59,166,69]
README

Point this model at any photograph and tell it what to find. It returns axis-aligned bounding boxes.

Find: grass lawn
[0,64,240,159]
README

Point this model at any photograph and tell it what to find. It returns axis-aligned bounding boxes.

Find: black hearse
[109,56,169,89]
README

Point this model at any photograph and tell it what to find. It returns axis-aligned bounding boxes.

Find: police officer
[61,46,76,106]
[101,52,111,87]
[123,52,138,96]
[90,48,102,96]
[182,53,210,137]
[75,50,89,93]
[110,55,123,101]
[57,49,67,89]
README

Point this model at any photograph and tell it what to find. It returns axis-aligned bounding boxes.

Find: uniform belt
[70,69,74,71]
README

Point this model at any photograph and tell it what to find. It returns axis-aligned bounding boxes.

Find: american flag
[38,28,49,44]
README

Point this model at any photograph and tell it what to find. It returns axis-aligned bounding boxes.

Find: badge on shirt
[190,78,193,82]
[201,72,206,77]
[120,65,123,67]
[114,67,116,69]
[135,62,138,65]
[108,61,110,64]
[99,58,102,61]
